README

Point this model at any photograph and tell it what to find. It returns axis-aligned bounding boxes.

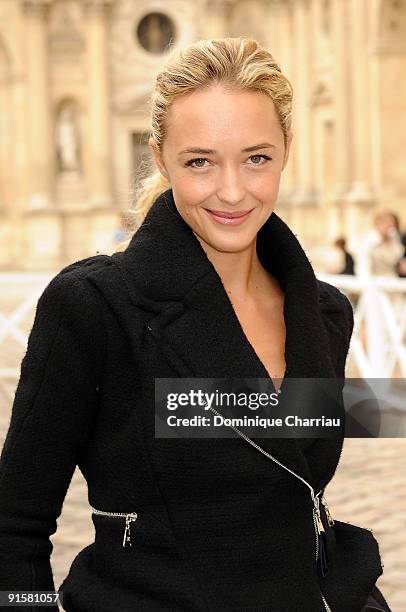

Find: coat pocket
[90,505,138,547]
[90,503,205,604]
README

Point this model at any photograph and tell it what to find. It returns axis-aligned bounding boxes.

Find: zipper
[321,495,335,527]
[321,592,333,612]
[90,505,138,547]
[206,404,333,612]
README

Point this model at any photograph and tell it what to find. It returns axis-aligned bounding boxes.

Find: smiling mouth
[203,209,253,218]
[203,208,254,226]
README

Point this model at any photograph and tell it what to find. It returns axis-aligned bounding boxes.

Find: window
[136,12,176,55]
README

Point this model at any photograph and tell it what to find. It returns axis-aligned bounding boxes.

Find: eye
[184,154,272,169]
[248,154,272,165]
[185,158,209,168]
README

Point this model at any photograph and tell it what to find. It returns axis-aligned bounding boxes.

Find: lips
[203,207,254,226]
[204,209,252,218]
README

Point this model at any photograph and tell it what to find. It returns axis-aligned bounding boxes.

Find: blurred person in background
[396,216,406,277]
[112,212,129,247]
[334,237,355,275]
[113,225,127,245]
[307,241,344,274]
[358,210,405,277]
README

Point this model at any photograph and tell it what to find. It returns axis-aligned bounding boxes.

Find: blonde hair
[116,36,293,252]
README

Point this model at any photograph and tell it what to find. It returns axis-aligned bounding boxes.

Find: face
[375,213,397,238]
[149,84,292,255]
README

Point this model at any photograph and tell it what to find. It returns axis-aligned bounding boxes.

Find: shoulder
[35,254,114,334]
[317,279,355,378]
[317,278,352,310]
[317,278,354,342]
[22,256,113,377]
[56,253,113,282]
[40,254,113,303]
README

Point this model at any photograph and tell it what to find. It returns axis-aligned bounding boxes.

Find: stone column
[83,0,113,208]
[331,0,351,202]
[8,71,30,264]
[23,0,54,209]
[309,0,325,208]
[290,0,314,206]
[0,35,29,266]
[309,0,346,241]
[272,0,294,207]
[345,0,375,242]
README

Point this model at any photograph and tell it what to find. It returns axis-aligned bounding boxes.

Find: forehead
[376,213,393,222]
[165,84,283,146]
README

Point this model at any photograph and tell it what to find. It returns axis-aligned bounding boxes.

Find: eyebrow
[178,143,277,156]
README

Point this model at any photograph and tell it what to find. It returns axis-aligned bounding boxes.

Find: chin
[196,230,257,254]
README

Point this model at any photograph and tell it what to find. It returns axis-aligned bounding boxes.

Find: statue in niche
[56,102,81,173]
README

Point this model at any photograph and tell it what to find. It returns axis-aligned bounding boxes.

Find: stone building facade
[0,0,405,269]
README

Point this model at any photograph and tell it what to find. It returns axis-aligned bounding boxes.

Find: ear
[282,132,293,171]
[148,137,170,181]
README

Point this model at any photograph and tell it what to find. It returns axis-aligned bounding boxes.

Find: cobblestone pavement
[328,438,406,612]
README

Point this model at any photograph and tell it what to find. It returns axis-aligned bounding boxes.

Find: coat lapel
[111,188,339,486]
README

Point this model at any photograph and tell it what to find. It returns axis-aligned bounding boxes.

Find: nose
[216,164,245,206]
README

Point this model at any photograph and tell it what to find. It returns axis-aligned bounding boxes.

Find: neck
[192,231,279,303]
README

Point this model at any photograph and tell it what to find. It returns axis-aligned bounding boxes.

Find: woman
[358,210,405,278]
[0,37,391,612]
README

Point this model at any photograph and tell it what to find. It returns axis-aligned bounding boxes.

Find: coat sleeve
[0,268,106,611]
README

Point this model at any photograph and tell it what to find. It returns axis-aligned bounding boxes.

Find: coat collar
[110,188,341,487]
[113,187,336,380]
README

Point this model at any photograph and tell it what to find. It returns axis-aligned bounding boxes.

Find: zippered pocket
[90,505,138,547]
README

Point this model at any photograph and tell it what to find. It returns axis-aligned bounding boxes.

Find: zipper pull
[314,496,329,578]
[321,495,335,527]
[122,513,137,547]
[314,496,325,534]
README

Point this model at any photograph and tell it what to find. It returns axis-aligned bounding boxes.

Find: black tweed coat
[0,188,383,612]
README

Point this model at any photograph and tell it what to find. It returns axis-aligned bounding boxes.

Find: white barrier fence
[0,273,54,379]
[317,274,406,380]
[1,272,406,381]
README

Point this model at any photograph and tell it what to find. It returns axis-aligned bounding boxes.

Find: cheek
[170,188,201,223]
[249,171,282,201]
[172,165,283,205]
[172,179,211,211]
